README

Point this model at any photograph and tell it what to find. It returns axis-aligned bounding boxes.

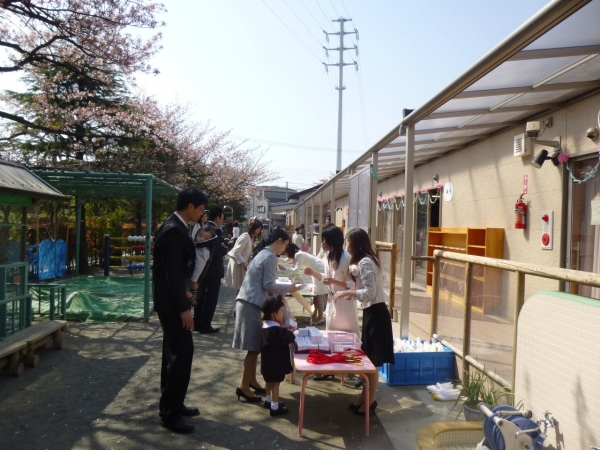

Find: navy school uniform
[261,321,296,383]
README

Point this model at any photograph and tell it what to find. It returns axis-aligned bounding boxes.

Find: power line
[315,0,335,30]
[300,0,328,31]
[282,0,323,46]
[261,0,324,63]
[328,0,340,18]
[339,0,352,19]
[229,135,363,153]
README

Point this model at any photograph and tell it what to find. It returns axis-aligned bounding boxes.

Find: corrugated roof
[0,159,67,201]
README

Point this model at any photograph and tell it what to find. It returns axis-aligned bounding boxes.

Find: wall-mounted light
[531,149,561,169]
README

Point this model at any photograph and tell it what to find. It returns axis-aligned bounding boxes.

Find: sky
[4,0,551,192]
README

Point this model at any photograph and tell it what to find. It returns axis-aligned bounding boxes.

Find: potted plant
[451,370,512,421]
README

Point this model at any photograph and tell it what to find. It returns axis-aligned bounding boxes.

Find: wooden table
[293,331,378,436]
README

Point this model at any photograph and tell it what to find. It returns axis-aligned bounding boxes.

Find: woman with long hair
[282,243,326,324]
[334,228,394,415]
[232,228,300,403]
[304,226,359,335]
[225,219,263,293]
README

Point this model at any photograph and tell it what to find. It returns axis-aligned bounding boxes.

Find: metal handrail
[430,249,600,390]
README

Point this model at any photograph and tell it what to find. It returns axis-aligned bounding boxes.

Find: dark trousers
[157,309,194,418]
[193,276,221,330]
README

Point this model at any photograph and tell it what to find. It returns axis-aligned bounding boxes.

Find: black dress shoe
[236,387,262,403]
[249,383,266,393]
[270,405,289,417]
[354,379,364,388]
[353,401,378,416]
[349,400,377,412]
[263,400,285,409]
[199,326,220,334]
[160,416,195,433]
[181,405,200,417]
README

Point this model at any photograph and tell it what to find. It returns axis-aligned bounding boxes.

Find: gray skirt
[232,299,262,352]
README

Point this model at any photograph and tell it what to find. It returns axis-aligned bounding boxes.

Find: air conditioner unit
[514,133,531,157]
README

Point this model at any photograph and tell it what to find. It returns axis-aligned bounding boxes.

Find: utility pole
[323,18,358,173]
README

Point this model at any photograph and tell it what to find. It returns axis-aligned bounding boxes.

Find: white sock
[271,401,279,410]
[266,395,272,403]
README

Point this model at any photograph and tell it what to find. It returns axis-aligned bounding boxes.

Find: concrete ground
[0,282,462,450]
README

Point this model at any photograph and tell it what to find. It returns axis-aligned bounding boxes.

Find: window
[257,206,265,213]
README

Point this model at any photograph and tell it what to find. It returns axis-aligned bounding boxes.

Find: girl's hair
[245,219,263,236]
[251,227,290,259]
[261,295,284,320]
[284,242,300,259]
[322,225,344,268]
[346,228,380,269]
[232,220,239,227]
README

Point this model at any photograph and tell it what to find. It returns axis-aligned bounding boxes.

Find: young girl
[334,228,394,415]
[260,295,296,416]
[188,225,217,306]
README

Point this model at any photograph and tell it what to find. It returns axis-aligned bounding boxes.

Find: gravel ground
[0,282,395,450]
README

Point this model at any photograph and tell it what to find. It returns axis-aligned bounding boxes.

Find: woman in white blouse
[334,228,394,416]
[304,226,359,336]
[281,243,327,324]
[225,219,263,292]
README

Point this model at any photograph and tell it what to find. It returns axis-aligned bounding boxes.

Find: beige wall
[373,93,600,316]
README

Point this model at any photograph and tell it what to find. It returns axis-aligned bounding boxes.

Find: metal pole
[330,181,335,224]
[75,196,81,276]
[336,20,345,173]
[462,262,473,387]
[511,271,525,391]
[370,152,378,248]
[400,124,415,339]
[144,177,153,322]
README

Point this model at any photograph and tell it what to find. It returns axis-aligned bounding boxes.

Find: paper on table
[298,283,315,291]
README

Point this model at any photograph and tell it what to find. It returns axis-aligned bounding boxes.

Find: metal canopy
[302,0,599,202]
[32,170,180,323]
[33,170,180,200]
[0,160,67,201]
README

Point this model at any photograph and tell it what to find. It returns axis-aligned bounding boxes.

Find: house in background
[245,185,297,231]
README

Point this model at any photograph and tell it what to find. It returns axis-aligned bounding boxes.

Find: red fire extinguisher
[515,194,527,229]
[341,218,346,228]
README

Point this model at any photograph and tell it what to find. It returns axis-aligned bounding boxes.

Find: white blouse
[227,232,252,265]
[354,257,388,309]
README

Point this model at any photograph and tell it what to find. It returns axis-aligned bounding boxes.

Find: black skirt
[361,302,394,367]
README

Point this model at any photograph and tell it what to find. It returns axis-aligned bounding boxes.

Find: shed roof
[305,0,599,203]
[0,159,67,201]
[33,170,180,200]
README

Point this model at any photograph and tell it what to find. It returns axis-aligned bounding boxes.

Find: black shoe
[263,400,285,409]
[313,374,335,381]
[270,405,289,416]
[181,405,200,417]
[249,383,266,393]
[354,379,364,388]
[160,416,195,433]
[349,400,377,411]
[199,326,220,334]
[236,387,262,403]
[353,401,378,416]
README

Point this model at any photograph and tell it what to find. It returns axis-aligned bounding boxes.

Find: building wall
[363,93,600,318]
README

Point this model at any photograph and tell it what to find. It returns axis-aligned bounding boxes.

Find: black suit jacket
[204,221,224,279]
[153,214,196,314]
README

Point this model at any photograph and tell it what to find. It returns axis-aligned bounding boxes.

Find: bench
[0,320,67,376]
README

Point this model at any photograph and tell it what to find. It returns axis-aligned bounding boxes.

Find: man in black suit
[194,207,224,333]
[153,187,208,434]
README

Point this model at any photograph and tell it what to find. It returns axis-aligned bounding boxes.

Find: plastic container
[328,332,362,352]
[378,342,455,386]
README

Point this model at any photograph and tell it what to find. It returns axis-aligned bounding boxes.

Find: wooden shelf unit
[426,227,504,314]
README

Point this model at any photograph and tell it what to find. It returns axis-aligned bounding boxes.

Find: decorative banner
[523,175,528,194]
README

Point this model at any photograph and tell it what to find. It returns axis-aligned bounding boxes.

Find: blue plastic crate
[378,344,455,386]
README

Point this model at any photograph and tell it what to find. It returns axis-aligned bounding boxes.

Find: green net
[31,276,149,323]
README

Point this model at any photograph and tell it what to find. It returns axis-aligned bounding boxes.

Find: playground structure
[33,170,181,322]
